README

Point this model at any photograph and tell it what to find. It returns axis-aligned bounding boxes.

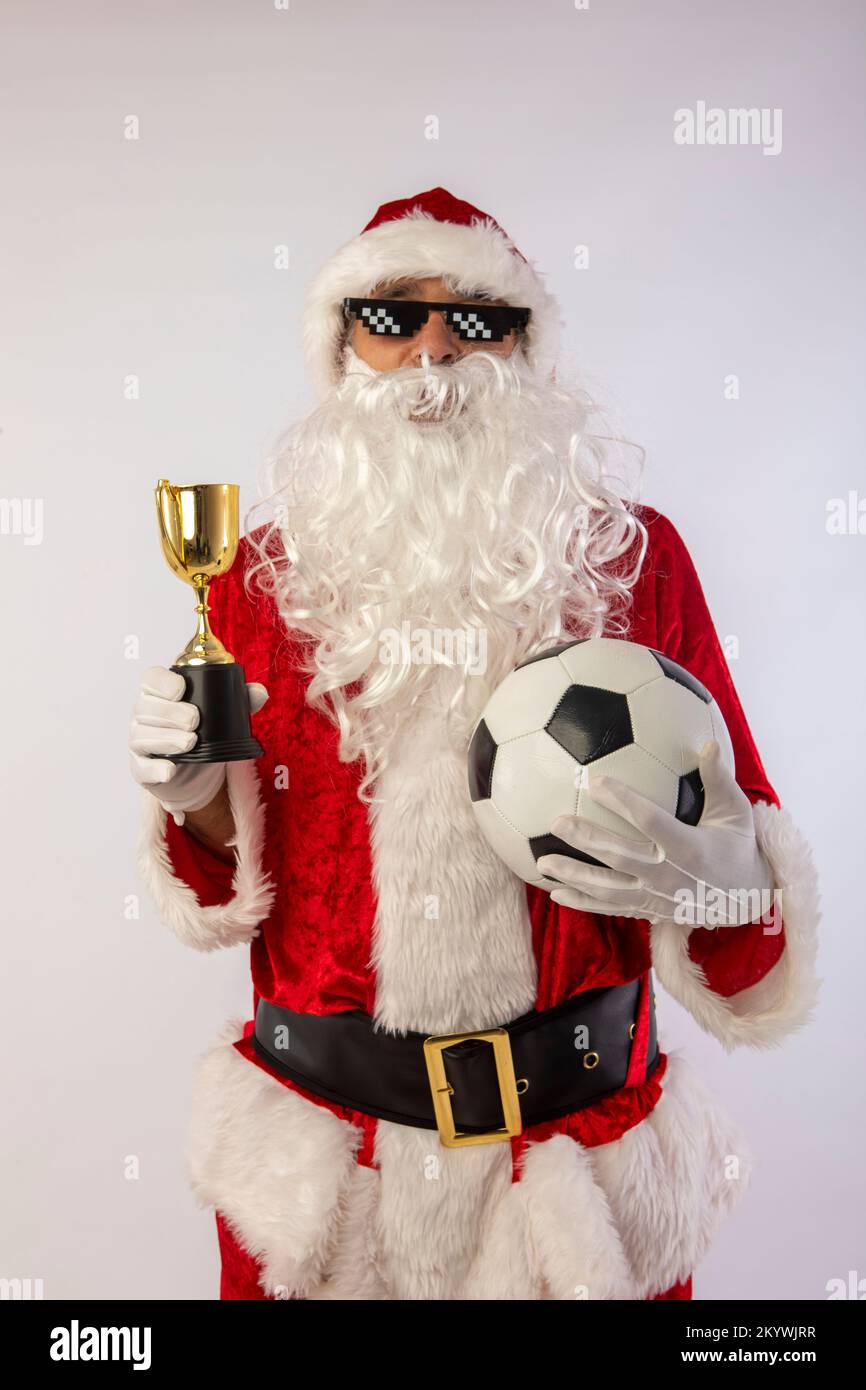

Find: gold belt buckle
[422,1027,523,1148]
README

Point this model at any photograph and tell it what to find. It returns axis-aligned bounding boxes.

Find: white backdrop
[1,0,863,1300]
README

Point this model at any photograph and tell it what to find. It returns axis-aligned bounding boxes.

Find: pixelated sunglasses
[343,297,531,343]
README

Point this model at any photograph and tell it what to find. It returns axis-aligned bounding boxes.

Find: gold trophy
[154,479,264,762]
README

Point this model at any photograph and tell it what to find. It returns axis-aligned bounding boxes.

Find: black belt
[252,975,659,1149]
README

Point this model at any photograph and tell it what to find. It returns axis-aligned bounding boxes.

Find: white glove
[130,666,268,827]
[537,740,776,927]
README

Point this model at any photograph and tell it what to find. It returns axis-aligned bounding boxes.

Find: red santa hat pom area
[302,185,563,394]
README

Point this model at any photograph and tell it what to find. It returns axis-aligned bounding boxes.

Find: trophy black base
[167,662,264,764]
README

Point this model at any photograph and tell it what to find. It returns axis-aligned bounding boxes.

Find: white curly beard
[250,345,646,796]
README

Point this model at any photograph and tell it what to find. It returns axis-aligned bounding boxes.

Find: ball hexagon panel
[628,675,715,776]
[556,637,663,694]
[490,729,580,837]
[515,638,589,670]
[576,743,681,843]
[481,654,573,744]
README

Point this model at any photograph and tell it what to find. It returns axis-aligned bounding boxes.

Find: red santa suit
[137,192,820,1301]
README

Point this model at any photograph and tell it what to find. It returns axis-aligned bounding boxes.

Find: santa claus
[129,187,821,1301]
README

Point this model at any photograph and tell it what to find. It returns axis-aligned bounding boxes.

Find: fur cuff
[137,759,276,952]
[650,802,822,1052]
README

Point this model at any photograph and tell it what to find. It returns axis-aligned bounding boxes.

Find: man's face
[349,274,521,371]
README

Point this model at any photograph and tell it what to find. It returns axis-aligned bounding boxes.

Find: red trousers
[215,1211,693,1301]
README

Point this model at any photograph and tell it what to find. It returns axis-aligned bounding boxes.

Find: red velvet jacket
[138,503,820,1300]
[157,505,809,1128]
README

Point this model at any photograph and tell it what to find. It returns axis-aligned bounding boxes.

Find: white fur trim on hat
[302,208,563,396]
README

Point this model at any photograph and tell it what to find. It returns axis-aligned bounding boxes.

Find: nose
[408,310,459,366]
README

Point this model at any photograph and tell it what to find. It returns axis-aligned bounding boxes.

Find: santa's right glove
[129,665,268,826]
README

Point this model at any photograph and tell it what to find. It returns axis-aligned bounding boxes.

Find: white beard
[249,345,646,797]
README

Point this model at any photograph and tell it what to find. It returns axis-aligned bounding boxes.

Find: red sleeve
[164,816,237,905]
[637,507,785,996]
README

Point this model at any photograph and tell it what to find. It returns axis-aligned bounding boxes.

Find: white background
[1,0,863,1299]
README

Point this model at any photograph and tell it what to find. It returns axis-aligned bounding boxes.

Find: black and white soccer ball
[467,637,735,891]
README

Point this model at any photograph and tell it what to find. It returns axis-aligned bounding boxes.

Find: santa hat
[302,186,563,395]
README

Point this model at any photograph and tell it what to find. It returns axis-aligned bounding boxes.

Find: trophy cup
[154,479,264,763]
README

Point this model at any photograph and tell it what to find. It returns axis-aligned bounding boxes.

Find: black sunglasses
[343,297,531,343]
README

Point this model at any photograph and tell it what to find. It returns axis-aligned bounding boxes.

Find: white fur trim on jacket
[187,1019,368,1299]
[137,759,276,953]
[649,801,822,1053]
[302,207,564,397]
[186,1028,750,1300]
[367,667,538,1037]
[586,1051,752,1297]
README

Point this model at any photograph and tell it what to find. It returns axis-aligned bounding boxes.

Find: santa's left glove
[129,665,268,827]
[537,739,776,927]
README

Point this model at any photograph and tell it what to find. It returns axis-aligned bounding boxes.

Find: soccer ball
[467,637,735,891]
